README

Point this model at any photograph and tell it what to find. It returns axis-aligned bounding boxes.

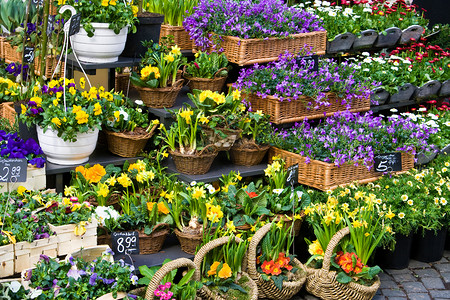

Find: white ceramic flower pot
[36,126,99,165]
[71,23,128,63]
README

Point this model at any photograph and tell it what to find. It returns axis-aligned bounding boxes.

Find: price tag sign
[295,55,319,72]
[23,47,35,64]
[31,0,43,6]
[285,163,299,187]
[47,15,55,36]
[0,159,27,182]
[111,231,139,255]
[374,153,402,172]
[69,13,82,36]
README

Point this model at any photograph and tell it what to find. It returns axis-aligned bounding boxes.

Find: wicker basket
[105,125,157,158]
[247,223,306,300]
[245,93,370,124]
[203,31,326,66]
[0,102,16,126]
[146,258,198,300]
[184,67,228,93]
[135,79,184,108]
[194,236,258,300]
[169,145,218,175]
[305,227,381,300]
[34,55,65,78]
[160,24,193,50]
[138,223,169,254]
[230,142,269,166]
[203,127,241,151]
[0,36,5,60]
[3,41,21,63]
[174,228,203,255]
[97,233,113,249]
[268,214,303,237]
[269,147,415,191]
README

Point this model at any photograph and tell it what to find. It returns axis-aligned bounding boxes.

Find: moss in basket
[209,275,251,300]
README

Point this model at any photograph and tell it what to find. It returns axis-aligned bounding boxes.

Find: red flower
[194,62,200,69]
[261,260,275,275]
[271,263,282,275]
[246,191,258,198]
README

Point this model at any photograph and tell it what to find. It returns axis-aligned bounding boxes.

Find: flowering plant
[235,109,272,147]
[331,251,381,285]
[184,51,228,79]
[266,186,309,216]
[145,0,198,26]
[235,51,376,108]
[94,206,121,233]
[301,0,428,41]
[0,280,29,299]
[63,0,138,37]
[130,45,184,88]
[43,195,93,232]
[270,110,434,169]
[0,131,45,168]
[19,78,114,142]
[184,0,324,50]
[23,251,140,299]
[0,76,21,102]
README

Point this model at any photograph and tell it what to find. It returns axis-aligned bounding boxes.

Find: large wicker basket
[0,102,16,126]
[34,55,65,78]
[184,67,228,93]
[135,79,184,108]
[305,227,380,300]
[203,31,326,66]
[269,147,415,191]
[174,228,203,255]
[169,146,218,175]
[247,223,306,300]
[104,125,157,158]
[145,258,199,300]
[230,142,269,166]
[245,93,370,124]
[0,36,5,59]
[3,41,21,63]
[138,223,170,254]
[194,236,258,300]
[160,24,193,50]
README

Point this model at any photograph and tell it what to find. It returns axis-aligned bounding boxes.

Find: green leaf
[229,282,247,294]
[178,269,195,286]
[272,275,285,290]
[139,265,157,279]
[336,272,352,284]
[368,265,382,278]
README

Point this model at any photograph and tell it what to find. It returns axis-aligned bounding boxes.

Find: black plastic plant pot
[121,13,165,58]
[352,29,378,50]
[441,144,450,156]
[439,80,450,97]
[374,27,402,48]
[414,80,442,102]
[415,151,438,166]
[390,83,416,103]
[446,231,450,250]
[326,32,356,54]
[371,87,390,105]
[400,25,424,44]
[411,228,447,263]
[375,233,413,269]
[14,101,38,142]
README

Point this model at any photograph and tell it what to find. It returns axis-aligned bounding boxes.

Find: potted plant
[184,0,326,65]
[248,222,307,300]
[183,51,229,93]
[235,51,375,124]
[103,96,159,157]
[189,88,244,151]
[159,107,218,175]
[94,206,121,248]
[19,78,110,165]
[194,235,258,300]
[130,44,185,108]
[65,0,138,63]
[146,0,198,50]
[230,108,271,166]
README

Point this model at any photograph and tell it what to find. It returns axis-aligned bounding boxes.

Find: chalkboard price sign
[0,159,27,182]
[285,163,299,187]
[373,153,402,172]
[23,47,35,64]
[69,13,82,36]
[295,55,319,72]
[31,0,43,7]
[111,231,139,255]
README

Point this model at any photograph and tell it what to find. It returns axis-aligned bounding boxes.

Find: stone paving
[290,250,450,300]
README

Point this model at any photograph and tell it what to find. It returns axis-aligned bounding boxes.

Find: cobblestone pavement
[289,250,450,300]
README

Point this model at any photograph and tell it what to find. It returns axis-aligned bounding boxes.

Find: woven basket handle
[193,236,243,281]
[247,223,271,277]
[321,227,350,273]
[151,222,170,233]
[213,67,227,79]
[208,114,230,128]
[198,143,218,156]
[145,258,196,300]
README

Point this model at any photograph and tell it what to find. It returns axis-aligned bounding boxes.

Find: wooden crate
[245,93,370,124]
[0,165,46,193]
[14,236,58,273]
[0,244,14,278]
[160,24,193,50]
[208,31,327,66]
[48,219,98,256]
[269,147,415,191]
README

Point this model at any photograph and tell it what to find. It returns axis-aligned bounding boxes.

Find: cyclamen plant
[235,51,378,108]
[184,0,324,50]
[270,110,436,169]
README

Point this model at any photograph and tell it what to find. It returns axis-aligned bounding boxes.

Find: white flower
[363,58,372,64]
[135,100,143,106]
[94,206,120,226]
[391,66,399,71]
[273,188,284,195]
[418,107,427,112]
[334,5,342,10]
[313,0,321,7]
[362,52,370,57]
[393,61,399,66]
[425,120,439,128]
[427,113,438,120]
[299,3,304,7]
[119,108,129,121]
[29,289,43,299]
[390,108,398,113]
[8,281,21,293]
[205,184,216,194]
[363,7,372,12]
[363,68,370,72]
[136,108,142,113]
[322,1,331,6]
[344,7,353,14]
[328,11,337,17]
[190,181,197,186]
[445,121,450,127]
[391,114,399,119]
[306,7,315,13]
[354,65,361,69]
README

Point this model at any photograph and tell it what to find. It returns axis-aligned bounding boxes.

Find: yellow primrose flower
[365,232,370,237]
[131,5,138,17]
[199,116,209,124]
[105,176,117,186]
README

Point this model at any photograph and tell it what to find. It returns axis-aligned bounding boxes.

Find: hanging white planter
[71,23,128,63]
[36,126,99,165]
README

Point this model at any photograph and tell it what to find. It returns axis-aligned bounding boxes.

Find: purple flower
[39,254,50,263]
[89,273,98,286]
[102,278,115,285]
[67,269,85,281]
